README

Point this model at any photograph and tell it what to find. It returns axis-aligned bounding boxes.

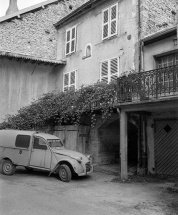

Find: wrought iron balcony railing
[117,65,178,103]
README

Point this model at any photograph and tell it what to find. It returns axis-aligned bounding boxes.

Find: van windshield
[47,139,64,148]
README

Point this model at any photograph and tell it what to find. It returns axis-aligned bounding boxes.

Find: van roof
[0,129,36,136]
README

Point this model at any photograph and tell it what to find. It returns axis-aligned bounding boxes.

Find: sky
[0,0,46,17]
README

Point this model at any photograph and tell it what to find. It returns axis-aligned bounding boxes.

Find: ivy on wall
[0,81,118,130]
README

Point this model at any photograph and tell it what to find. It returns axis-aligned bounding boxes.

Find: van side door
[9,134,31,166]
[29,137,51,169]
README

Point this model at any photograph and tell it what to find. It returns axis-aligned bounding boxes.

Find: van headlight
[87,155,92,160]
[76,157,82,163]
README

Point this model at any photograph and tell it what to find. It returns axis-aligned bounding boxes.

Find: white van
[0,130,93,182]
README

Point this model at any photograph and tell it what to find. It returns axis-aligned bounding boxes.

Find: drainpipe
[6,0,19,15]
[138,0,142,72]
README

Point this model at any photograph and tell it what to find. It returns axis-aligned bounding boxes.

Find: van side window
[15,135,31,149]
[33,137,47,150]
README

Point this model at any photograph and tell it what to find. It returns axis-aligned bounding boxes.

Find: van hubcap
[60,169,66,179]
[4,163,12,172]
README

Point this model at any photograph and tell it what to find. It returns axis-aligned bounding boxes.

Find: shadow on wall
[98,120,138,164]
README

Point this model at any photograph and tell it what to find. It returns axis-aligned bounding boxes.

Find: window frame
[102,3,118,41]
[63,70,77,92]
[15,135,31,149]
[65,26,77,56]
[84,43,92,58]
[33,137,48,150]
[156,53,178,69]
[100,57,120,83]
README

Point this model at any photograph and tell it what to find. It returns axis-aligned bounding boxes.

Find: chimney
[6,0,19,15]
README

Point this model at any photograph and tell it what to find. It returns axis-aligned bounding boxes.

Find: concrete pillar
[6,0,19,15]
[120,110,128,180]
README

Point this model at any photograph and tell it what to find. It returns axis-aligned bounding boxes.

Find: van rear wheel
[58,164,72,182]
[1,159,16,175]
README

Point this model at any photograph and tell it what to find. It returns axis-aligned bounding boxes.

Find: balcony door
[156,53,178,95]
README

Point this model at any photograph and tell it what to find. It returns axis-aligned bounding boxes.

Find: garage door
[154,120,178,175]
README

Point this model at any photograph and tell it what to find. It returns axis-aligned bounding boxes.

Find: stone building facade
[0,0,177,166]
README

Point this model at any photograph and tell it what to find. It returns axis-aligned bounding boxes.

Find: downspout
[138,0,142,72]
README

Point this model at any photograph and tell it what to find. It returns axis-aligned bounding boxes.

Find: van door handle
[19,150,22,154]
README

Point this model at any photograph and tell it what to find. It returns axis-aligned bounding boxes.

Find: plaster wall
[143,36,177,71]
[0,58,56,122]
[56,0,138,90]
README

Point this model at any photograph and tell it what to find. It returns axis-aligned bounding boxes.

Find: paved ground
[0,165,178,215]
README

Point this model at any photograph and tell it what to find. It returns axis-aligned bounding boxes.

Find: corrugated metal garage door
[155,120,178,175]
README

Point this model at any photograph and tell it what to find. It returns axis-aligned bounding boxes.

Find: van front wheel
[1,160,16,175]
[58,164,72,182]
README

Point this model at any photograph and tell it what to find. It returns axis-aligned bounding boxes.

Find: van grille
[86,162,91,172]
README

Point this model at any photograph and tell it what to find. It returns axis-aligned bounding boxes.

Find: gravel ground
[0,166,177,215]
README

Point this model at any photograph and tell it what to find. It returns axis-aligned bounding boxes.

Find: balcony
[117,65,178,105]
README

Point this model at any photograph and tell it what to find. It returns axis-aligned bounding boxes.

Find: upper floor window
[63,70,76,92]
[157,53,178,68]
[100,57,119,83]
[66,26,76,56]
[85,44,92,58]
[102,3,118,40]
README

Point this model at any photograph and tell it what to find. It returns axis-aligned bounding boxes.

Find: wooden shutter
[101,61,109,83]
[70,71,76,90]
[71,27,76,53]
[64,73,69,91]
[66,27,76,55]
[110,4,118,36]
[102,9,109,40]
[66,30,71,55]
[110,58,119,81]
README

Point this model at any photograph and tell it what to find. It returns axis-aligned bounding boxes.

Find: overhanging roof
[0,0,60,23]
[0,51,66,65]
[142,26,177,46]
[54,0,107,28]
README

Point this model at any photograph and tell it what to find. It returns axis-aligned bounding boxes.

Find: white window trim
[102,3,118,41]
[65,26,77,56]
[100,57,120,83]
[63,70,77,92]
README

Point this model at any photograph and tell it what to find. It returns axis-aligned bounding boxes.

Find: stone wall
[141,0,177,37]
[0,0,89,60]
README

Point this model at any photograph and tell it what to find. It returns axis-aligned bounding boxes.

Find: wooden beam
[120,110,128,180]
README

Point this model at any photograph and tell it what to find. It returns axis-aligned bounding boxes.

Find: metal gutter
[54,0,107,28]
[142,26,177,46]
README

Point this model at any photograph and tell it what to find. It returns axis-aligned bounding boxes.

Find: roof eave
[0,0,60,23]
[54,0,107,28]
[142,26,177,46]
[0,51,66,66]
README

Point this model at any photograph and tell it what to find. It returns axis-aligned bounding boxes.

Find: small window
[102,3,118,40]
[100,57,119,83]
[65,26,77,56]
[63,70,76,92]
[33,137,47,150]
[15,135,31,149]
[85,44,92,58]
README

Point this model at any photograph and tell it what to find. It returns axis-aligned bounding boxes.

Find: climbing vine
[0,81,118,130]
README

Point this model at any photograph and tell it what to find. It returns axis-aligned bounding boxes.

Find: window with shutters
[63,70,76,92]
[65,26,76,56]
[100,57,119,83]
[156,53,178,90]
[102,3,118,40]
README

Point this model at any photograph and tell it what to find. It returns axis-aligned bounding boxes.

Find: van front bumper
[78,164,93,176]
